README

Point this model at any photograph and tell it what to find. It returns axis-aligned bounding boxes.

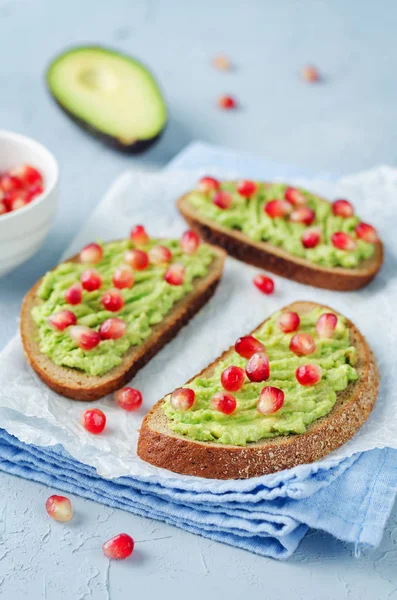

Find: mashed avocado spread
[186,182,374,268]
[163,307,358,446]
[32,239,215,376]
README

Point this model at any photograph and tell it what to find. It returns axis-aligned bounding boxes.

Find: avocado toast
[178,178,383,291]
[21,229,225,401]
[138,301,379,479]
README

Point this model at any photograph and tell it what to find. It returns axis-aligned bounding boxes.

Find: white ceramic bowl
[0,130,59,277]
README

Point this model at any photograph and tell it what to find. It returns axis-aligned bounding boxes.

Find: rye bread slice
[177,186,384,291]
[138,301,379,479]
[20,244,226,401]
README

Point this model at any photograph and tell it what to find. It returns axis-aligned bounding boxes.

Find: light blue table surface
[1,1,397,598]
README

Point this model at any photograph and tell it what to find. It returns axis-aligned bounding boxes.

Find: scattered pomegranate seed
[164,263,185,286]
[46,495,73,522]
[124,249,149,271]
[264,199,292,218]
[356,222,379,243]
[302,65,320,83]
[212,54,232,71]
[253,274,275,295]
[199,176,220,193]
[235,335,265,359]
[81,269,102,291]
[257,386,285,415]
[220,366,245,392]
[113,266,134,289]
[0,174,22,193]
[290,206,315,226]
[170,387,195,411]
[70,325,101,350]
[103,533,134,560]
[48,310,77,331]
[149,244,172,265]
[64,283,83,305]
[210,391,237,415]
[246,352,270,383]
[180,230,200,254]
[331,231,357,251]
[130,225,149,246]
[332,199,354,218]
[302,227,321,248]
[217,95,237,110]
[99,317,126,340]
[82,408,106,434]
[290,333,316,356]
[285,187,307,206]
[80,242,103,265]
[316,313,337,338]
[277,311,300,333]
[115,387,143,411]
[237,180,257,198]
[0,200,7,215]
[213,190,232,209]
[10,164,43,187]
[296,363,322,386]
[101,289,125,312]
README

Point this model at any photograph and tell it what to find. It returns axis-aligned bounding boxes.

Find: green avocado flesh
[163,307,358,446]
[47,47,167,148]
[32,239,215,377]
[186,182,375,269]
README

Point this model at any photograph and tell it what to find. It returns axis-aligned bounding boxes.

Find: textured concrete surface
[1,0,397,598]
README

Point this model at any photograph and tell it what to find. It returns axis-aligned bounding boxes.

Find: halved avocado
[46,46,167,153]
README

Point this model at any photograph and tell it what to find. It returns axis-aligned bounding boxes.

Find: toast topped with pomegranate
[177,178,383,290]
[21,227,225,401]
[138,301,379,479]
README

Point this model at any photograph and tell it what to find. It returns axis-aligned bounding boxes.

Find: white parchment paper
[0,166,396,486]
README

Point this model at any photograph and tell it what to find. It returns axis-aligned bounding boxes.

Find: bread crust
[20,244,226,401]
[137,301,379,479]
[177,188,384,291]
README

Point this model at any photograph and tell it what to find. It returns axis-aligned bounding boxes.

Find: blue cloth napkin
[0,141,396,559]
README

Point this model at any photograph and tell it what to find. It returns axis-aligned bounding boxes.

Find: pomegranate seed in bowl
[25,182,44,202]
[199,176,220,193]
[220,366,245,392]
[65,283,83,305]
[264,199,292,218]
[124,249,149,271]
[277,311,300,333]
[46,495,73,522]
[48,310,77,331]
[235,335,265,359]
[285,187,306,206]
[355,222,379,243]
[290,206,315,226]
[210,391,237,415]
[103,533,134,560]
[70,325,101,350]
[217,95,237,110]
[331,231,357,251]
[164,263,185,285]
[246,352,270,382]
[101,289,125,312]
[302,228,321,248]
[237,180,257,197]
[130,225,149,246]
[10,164,43,187]
[0,200,7,215]
[180,230,200,254]
[296,364,322,386]
[332,199,354,218]
[290,333,316,356]
[115,387,143,411]
[253,274,275,295]
[8,192,27,211]
[170,388,195,411]
[113,266,134,289]
[0,174,22,193]
[82,408,106,434]
[149,245,172,265]
[99,317,126,340]
[213,190,232,209]
[257,386,284,415]
[80,242,103,265]
[81,269,102,291]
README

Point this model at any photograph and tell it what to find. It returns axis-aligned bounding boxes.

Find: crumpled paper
[0,166,396,490]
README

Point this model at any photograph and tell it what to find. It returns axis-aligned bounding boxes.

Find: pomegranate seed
[199,176,220,193]
[124,249,149,271]
[277,311,300,333]
[115,387,143,411]
[331,231,357,251]
[217,95,237,110]
[48,310,77,331]
[25,182,44,201]
[101,289,125,312]
[212,54,232,71]
[180,230,200,255]
[70,325,101,350]
[103,534,134,560]
[235,335,265,359]
[130,225,149,246]
[10,164,42,187]
[46,495,73,522]
[81,269,102,291]
[82,408,106,434]
[170,387,195,411]
[332,199,354,218]
[290,206,315,226]
[113,266,134,289]
[9,194,27,211]
[213,190,232,209]
[210,391,237,414]
[253,274,275,295]
[80,242,103,265]
[257,386,284,415]
[148,245,172,265]
[164,263,185,286]
[316,313,337,338]
[220,366,245,392]
[302,227,321,248]
[99,317,126,340]
[246,352,270,383]
[285,187,307,206]
[237,180,257,198]
[0,200,7,215]
[290,333,316,356]
[264,199,292,218]
[302,65,320,83]
[0,174,22,193]
[356,222,379,243]
[296,363,322,386]
[64,283,83,305]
